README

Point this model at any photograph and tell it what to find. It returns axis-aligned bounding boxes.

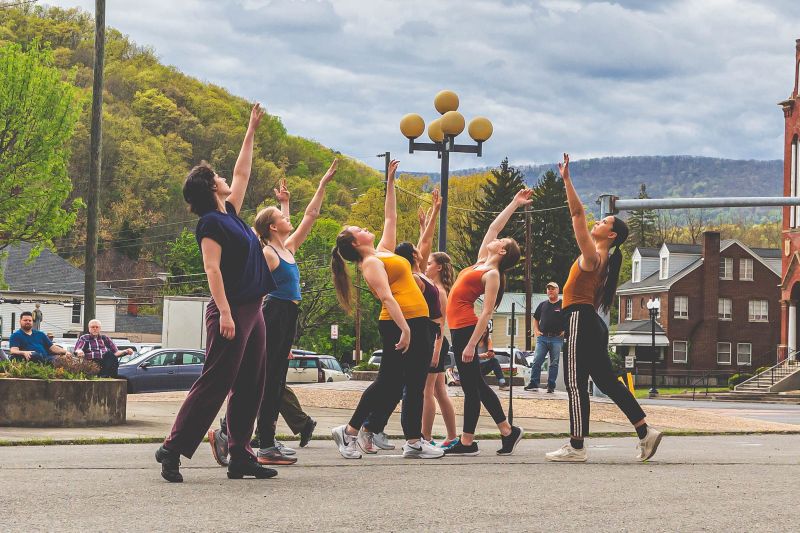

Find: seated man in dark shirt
[9,312,72,363]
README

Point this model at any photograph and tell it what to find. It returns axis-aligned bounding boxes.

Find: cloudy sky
[44,0,800,172]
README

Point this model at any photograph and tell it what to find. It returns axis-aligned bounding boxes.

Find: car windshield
[120,351,152,365]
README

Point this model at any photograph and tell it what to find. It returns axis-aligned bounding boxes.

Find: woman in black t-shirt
[156,104,278,483]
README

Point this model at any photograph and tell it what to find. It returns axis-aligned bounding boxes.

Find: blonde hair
[253,206,282,245]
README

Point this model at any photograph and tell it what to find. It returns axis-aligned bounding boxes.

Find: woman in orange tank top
[328,159,442,461]
[545,153,662,464]
[443,188,533,457]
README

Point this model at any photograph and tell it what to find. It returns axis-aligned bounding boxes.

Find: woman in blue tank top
[209,158,339,467]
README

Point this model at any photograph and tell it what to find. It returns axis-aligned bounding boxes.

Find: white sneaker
[636,427,663,461]
[356,427,378,454]
[372,431,396,450]
[402,439,445,459]
[275,441,296,456]
[332,425,362,459]
[545,443,587,462]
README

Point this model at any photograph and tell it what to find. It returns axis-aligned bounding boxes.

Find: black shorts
[429,336,450,374]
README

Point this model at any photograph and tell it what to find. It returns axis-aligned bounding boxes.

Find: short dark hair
[183,162,217,216]
[20,311,33,319]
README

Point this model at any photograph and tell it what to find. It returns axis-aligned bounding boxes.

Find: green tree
[528,170,579,291]
[626,183,658,249]
[161,229,207,295]
[0,41,83,255]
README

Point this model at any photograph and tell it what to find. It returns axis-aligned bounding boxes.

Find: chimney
[794,38,800,98]
[699,231,721,357]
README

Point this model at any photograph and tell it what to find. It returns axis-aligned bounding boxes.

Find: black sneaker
[546,387,554,394]
[524,383,538,391]
[208,428,229,467]
[497,425,523,456]
[227,456,278,479]
[299,418,317,448]
[444,441,480,456]
[155,445,183,483]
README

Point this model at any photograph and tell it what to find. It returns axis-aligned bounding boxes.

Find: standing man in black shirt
[525,281,564,393]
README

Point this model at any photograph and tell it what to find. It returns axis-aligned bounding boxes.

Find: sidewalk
[1,381,797,444]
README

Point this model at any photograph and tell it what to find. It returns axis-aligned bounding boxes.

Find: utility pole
[524,208,532,351]
[354,268,362,364]
[84,0,105,333]
[377,152,390,196]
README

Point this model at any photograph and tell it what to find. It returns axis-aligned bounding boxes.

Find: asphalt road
[3,434,798,532]
[640,397,800,425]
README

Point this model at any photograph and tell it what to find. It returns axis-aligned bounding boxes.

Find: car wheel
[327,377,333,383]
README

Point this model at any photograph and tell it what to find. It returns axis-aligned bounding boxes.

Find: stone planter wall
[0,378,127,427]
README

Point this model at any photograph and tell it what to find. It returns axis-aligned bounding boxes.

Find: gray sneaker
[402,439,445,459]
[636,427,663,461]
[275,441,296,456]
[372,431,396,450]
[356,427,378,454]
[208,428,229,467]
[332,425,362,459]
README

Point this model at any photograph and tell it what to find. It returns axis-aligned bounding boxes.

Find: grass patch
[633,387,728,399]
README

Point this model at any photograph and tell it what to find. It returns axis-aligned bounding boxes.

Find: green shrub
[353,362,379,371]
[728,373,753,390]
[754,366,771,376]
[0,358,101,380]
[53,355,100,376]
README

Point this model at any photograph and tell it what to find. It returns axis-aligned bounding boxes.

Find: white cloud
[41,0,800,172]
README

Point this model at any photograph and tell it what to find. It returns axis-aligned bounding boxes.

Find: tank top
[266,245,302,301]
[419,275,442,320]
[377,254,429,320]
[562,257,604,309]
[446,265,488,329]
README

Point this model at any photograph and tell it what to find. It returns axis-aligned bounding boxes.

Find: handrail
[689,373,712,401]
[735,349,800,390]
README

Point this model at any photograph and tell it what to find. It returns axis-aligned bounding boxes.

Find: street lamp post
[646,297,660,397]
[399,90,493,252]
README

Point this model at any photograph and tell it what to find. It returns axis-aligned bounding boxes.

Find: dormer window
[659,256,668,280]
[632,260,641,283]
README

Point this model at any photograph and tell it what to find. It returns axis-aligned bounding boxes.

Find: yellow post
[626,372,635,393]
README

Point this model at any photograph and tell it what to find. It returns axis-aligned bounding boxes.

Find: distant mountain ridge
[415,155,783,220]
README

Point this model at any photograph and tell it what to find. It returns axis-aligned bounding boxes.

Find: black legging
[451,325,507,434]
[348,317,432,439]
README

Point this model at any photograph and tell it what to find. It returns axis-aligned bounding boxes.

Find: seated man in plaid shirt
[75,319,133,377]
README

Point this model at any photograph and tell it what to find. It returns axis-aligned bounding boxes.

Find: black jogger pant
[563,304,646,438]
[451,325,507,434]
[349,318,432,439]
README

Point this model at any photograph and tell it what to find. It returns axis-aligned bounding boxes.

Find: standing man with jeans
[525,281,564,393]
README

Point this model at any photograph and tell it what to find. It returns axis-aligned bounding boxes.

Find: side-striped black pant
[563,304,646,438]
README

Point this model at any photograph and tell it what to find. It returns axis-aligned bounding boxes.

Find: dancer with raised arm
[330,160,443,460]
[208,160,338,467]
[546,153,662,463]
[444,189,532,456]
[156,104,277,482]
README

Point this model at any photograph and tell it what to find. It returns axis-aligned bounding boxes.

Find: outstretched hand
[557,152,570,180]
[321,158,338,185]
[274,178,290,203]
[249,103,265,129]
[387,159,400,182]
[432,187,441,211]
[513,188,534,207]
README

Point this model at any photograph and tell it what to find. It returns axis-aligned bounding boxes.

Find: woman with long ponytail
[546,153,662,463]
[329,160,443,460]
[443,188,532,457]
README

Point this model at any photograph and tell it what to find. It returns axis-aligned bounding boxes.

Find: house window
[737,343,752,366]
[748,300,768,322]
[674,296,688,319]
[505,317,518,337]
[632,260,641,283]
[71,299,81,324]
[719,257,733,280]
[659,256,668,280]
[625,298,632,320]
[717,342,732,365]
[740,258,753,281]
[673,341,688,364]
[718,298,732,320]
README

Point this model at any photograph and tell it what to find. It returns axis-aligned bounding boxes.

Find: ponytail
[599,217,629,313]
[496,239,522,310]
[331,229,360,313]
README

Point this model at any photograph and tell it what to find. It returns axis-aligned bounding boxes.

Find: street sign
[625,355,635,369]
[330,324,339,340]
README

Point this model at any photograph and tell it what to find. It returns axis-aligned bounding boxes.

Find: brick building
[779,39,800,361]
[614,232,781,385]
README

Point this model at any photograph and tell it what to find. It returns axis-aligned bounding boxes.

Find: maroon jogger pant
[164,297,266,460]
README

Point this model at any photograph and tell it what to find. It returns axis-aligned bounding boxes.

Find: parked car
[118,348,205,393]
[491,347,532,381]
[368,350,382,367]
[286,355,350,383]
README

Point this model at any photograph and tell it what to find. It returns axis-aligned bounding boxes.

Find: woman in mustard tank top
[545,153,662,463]
[329,159,443,460]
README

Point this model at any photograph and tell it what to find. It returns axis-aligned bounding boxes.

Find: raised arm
[417,188,440,269]
[477,188,533,262]
[559,153,599,271]
[361,257,411,352]
[461,270,500,362]
[286,159,338,253]
[377,159,400,253]
[227,104,265,214]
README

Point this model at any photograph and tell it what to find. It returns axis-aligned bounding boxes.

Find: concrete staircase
[734,359,800,393]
